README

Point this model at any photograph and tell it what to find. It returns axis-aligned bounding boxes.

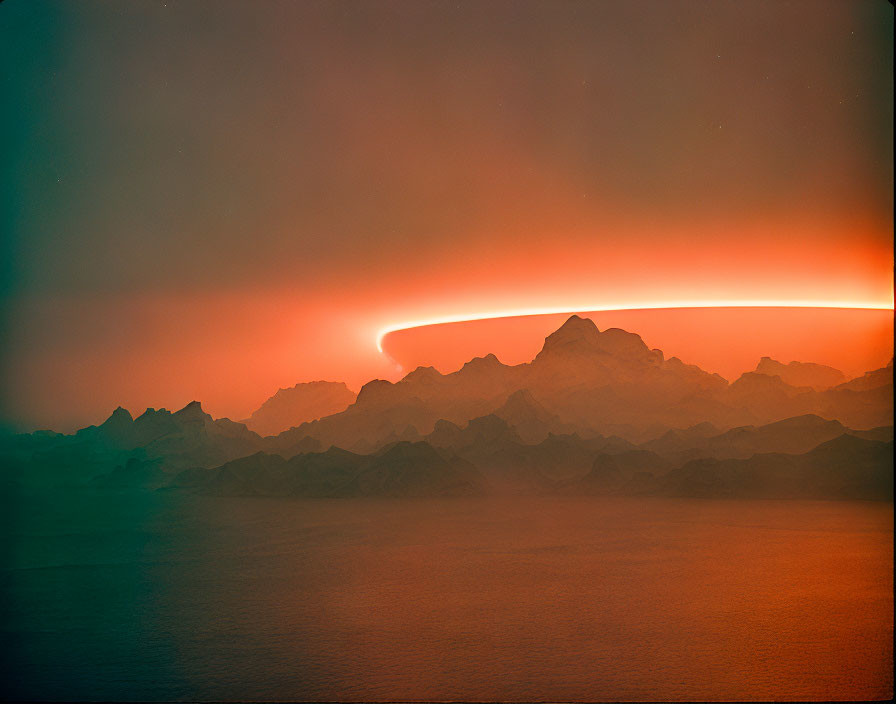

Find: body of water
[2,491,892,701]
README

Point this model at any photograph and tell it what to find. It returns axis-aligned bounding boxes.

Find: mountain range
[2,315,891,500]
[241,381,356,437]
[267,315,892,452]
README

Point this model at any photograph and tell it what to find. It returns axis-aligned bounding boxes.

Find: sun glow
[375,300,895,353]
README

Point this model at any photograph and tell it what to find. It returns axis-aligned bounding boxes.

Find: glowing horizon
[4,1,892,433]
[376,300,896,354]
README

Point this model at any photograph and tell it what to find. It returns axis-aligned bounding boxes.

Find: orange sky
[2,199,892,432]
[382,307,894,382]
[2,1,893,431]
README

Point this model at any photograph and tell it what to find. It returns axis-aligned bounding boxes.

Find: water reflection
[2,492,893,701]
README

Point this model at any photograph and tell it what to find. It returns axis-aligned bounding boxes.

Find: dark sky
[1,0,893,430]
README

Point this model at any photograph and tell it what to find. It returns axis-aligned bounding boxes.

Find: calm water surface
[2,491,892,701]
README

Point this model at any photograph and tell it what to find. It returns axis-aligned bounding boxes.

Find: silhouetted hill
[287,446,374,497]
[427,413,524,452]
[268,316,744,451]
[726,371,813,415]
[1,401,266,487]
[242,381,356,437]
[91,456,168,490]
[171,451,291,496]
[535,315,661,365]
[849,425,894,443]
[812,382,894,430]
[754,357,845,390]
[640,422,721,455]
[420,412,637,494]
[725,370,892,430]
[526,317,734,435]
[642,414,854,463]
[0,430,140,488]
[711,414,847,457]
[346,441,486,497]
[172,441,486,498]
[117,402,265,471]
[268,316,891,454]
[3,315,891,500]
[569,450,671,495]
[660,435,893,500]
[492,389,570,443]
[835,359,893,392]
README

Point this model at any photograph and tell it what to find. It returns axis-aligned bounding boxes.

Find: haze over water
[3,490,892,702]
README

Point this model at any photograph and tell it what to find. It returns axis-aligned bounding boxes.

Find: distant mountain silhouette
[660,435,893,500]
[266,315,892,452]
[833,358,893,392]
[267,315,733,452]
[725,369,892,431]
[753,357,845,390]
[640,422,721,455]
[242,381,356,437]
[91,456,167,489]
[94,401,265,471]
[418,409,639,494]
[1,401,266,487]
[2,314,891,501]
[643,414,858,463]
[492,389,571,443]
[569,450,671,496]
[172,441,486,498]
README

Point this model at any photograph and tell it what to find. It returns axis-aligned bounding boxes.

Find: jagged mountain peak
[433,418,461,432]
[277,379,348,394]
[460,352,504,372]
[764,413,842,430]
[466,413,516,436]
[730,371,809,392]
[540,315,601,353]
[102,406,133,426]
[559,314,599,332]
[834,361,894,392]
[403,365,444,383]
[243,380,356,437]
[810,432,884,454]
[320,444,359,459]
[173,400,211,421]
[754,357,845,390]
[136,407,172,420]
[497,389,552,420]
[687,421,720,436]
[503,388,539,405]
[595,327,653,358]
[355,378,395,405]
[537,316,655,363]
[375,439,442,461]
[492,388,562,443]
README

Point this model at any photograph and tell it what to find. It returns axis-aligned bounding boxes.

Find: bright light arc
[375,300,895,354]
